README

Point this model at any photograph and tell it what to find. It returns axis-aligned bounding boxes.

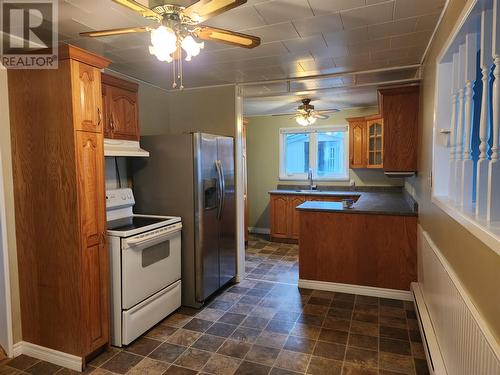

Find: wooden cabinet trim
[59,44,111,69]
[101,73,139,92]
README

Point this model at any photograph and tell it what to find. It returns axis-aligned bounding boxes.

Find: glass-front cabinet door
[366,117,383,168]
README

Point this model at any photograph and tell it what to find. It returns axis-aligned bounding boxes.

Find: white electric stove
[106,188,182,346]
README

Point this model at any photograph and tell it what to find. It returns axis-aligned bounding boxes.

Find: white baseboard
[298,279,413,301]
[411,282,447,375]
[12,341,82,371]
[248,227,270,235]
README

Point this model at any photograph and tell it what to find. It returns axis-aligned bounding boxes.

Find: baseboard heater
[415,227,500,375]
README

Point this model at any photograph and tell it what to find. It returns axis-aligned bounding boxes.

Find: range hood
[104,139,150,157]
[384,171,416,178]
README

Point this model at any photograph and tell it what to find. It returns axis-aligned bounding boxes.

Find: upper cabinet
[347,114,384,169]
[378,85,420,173]
[72,62,103,133]
[347,84,419,173]
[101,74,140,141]
[367,116,384,169]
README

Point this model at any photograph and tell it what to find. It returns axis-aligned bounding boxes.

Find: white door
[0,152,12,357]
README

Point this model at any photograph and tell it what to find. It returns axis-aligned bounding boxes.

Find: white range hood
[104,139,150,157]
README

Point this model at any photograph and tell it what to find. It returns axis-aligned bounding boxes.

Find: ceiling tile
[254,0,314,24]
[324,27,368,46]
[394,0,445,19]
[307,0,365,15]
[340,2,395,30]
[205,5,266,31]
[292,13,343,37]
[283,34,327,54]
[244,22,299,43]
[299,57,335,72]
[390,30,432,49]
[348,38,391,56]
[310,45,348,59]
[367,18,418,40]
[206,41,289,62]
[415,12,441,31]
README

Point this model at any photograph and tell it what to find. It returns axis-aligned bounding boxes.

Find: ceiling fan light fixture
[149,26,177,62]
[296,114,316,126]
[181,35,204,61]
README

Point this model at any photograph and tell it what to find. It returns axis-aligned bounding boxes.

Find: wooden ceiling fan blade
[112,0,162,21]
[184,0,247,23]
[80,26,153,37]
[195,26,260,49]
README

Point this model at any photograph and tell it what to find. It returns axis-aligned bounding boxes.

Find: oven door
[121,222,182,309]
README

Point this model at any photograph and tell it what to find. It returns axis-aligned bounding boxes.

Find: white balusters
[461,33,478,211]
[454,43,466,204]
[449,53,460,199]
[476,9,493,218]
[488,0,500,222]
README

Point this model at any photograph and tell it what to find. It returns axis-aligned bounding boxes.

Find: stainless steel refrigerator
[132,133,236,308]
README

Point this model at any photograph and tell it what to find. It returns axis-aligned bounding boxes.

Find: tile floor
[0,235,429,375]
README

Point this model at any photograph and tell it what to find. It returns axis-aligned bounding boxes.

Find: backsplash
[105,157,131,190]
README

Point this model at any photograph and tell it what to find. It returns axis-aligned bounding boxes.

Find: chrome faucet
[308,168,317,190]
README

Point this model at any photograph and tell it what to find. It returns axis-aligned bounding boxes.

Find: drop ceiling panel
[53,0,445,90]
[394,0,446,19]
[367,18,418,40]
[308,0,365,15]
[243,22,299,43]
[254,0,314,24]
[204,5,266,30]
[283,35,327,54]
[340,2,395,30]
[292,13,344,37]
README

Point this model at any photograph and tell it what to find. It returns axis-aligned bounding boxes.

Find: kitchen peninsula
[296,190,417,293]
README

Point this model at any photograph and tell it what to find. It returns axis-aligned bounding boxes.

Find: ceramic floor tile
[100,352,143,374]
[0,236,430,375]
[201,353,241,375]
[25,361,62,375]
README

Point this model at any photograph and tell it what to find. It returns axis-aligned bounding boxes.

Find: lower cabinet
[269,193,358,242]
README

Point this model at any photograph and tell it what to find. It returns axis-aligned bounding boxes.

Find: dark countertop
[268,189,362,197]
[296,191,417,216]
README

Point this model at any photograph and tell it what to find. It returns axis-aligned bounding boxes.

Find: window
[279,125,348,180]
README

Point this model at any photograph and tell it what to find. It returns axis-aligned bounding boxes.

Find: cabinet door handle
[97,107,102,126]
[110,117,114,130]
[100,232,107,245]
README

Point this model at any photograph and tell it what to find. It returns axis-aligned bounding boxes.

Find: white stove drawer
[122,280,181,345]
[121,224,181,309]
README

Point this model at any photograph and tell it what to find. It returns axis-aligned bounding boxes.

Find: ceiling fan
[80,0,261,88]
[292,99,339,126]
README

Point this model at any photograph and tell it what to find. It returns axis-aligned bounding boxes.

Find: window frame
[279,125,349,181]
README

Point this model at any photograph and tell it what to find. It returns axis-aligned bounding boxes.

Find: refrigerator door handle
[219,161,225,220]
[215,160,223,220]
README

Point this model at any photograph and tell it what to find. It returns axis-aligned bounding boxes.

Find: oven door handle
[125,227,181,248]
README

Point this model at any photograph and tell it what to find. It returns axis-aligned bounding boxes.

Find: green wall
[246,107,404,229]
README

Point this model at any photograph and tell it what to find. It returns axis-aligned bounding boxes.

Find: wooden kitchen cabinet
[101,73,140,141]
[378,85,420,173]
[270,193,358,242]
[347,115,384,169]
[8,44,110,366]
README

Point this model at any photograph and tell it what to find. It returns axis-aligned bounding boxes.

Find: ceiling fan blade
[317,109,340,113]
[80,26,153,37]
[313,113,329,120]
[195,26,260,48]
[112,0,162,21]
[184,0,247,23]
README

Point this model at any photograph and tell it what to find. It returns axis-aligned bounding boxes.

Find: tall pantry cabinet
[8,45,111,367]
